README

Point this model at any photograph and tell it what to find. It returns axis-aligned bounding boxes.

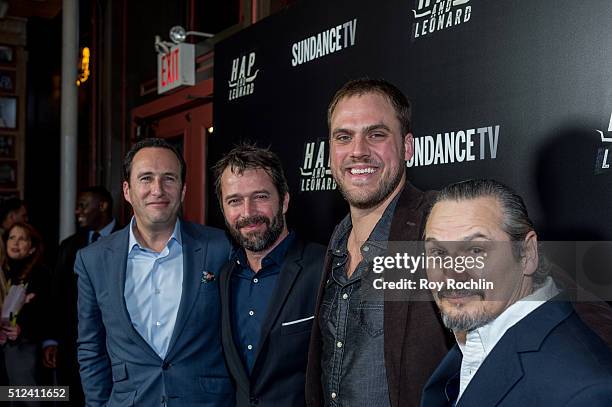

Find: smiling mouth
[349,167,377,175]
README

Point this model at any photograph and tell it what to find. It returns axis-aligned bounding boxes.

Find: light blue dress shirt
[125,218,183,358]
[87,218,116,244]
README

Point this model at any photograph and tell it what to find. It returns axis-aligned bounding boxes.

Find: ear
[282,192,290,215]
[122,181,131,204]
[404,133,414,162]
[521,230,539,277]
[180,183,187,203]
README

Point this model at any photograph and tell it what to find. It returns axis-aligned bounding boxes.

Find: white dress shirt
[125,218,183,358]
[456,277,559,400]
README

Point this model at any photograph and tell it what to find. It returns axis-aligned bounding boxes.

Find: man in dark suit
[76,138,234,406]
[213,144,325,407]
[43,186,119,405]
[421,179,612,406]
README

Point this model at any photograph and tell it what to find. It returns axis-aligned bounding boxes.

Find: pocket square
[281,315,314,326]
[201,271,215,283]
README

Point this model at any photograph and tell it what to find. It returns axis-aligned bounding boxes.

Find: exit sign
[157,43,195,94]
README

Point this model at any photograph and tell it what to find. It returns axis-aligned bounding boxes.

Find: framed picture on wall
[0,70,15,93]
[0,45,14,64]
[0,160,17,189]
[0,96,17,129]
[0,135,15,158]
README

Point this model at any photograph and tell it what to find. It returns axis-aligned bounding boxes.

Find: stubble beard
[228,206,285,252]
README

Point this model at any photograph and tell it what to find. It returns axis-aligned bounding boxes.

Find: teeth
[350,168,376,175]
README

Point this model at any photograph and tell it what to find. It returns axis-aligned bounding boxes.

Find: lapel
[459,300,573,406]
[422,345,462,406]
[105,226,160,360]
[165,220,207,359]
[221,262,251,389]
[253,238,305,365]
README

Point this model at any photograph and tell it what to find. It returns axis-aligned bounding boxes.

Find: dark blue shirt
[230,231,294,374]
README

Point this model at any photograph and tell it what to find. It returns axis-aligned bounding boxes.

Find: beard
[336,158,405,210]
[435,289,494,332]
[227,206,285,252]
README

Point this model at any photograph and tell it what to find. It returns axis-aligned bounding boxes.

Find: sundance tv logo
[299,140,337,192]
[411,0,472,40]
[594,111,612,174]
[228,52,259,101]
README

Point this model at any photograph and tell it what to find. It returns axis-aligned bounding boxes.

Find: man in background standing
[43,186,118,405]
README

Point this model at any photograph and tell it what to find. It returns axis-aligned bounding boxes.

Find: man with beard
[305,78,451,407]
[214,144,325,407]
[43,186,119,405]
[421,179,612,406]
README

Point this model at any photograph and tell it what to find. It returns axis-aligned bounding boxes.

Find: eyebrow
[425,232,492,242]
[331,122,392,137]
[224,190,271,201]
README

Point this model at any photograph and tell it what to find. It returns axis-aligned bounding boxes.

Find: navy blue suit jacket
[421,299,612,406]
[220,238,325,407]
[76,220,234,407]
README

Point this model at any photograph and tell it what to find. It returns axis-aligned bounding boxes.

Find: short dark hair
[328,78,412,135]
[432,179,548,284]
[81,186,114,215]
[212,143,289,206]
[0,198,25,223]
[122,138,186,185]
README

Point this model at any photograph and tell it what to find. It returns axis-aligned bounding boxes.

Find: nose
[242,199,253,217]
[349,135,370,160]
[150,177,164,196]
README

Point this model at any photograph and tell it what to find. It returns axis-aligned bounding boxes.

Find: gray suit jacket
[76,220,235,407]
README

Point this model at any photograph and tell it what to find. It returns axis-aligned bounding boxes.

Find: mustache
[437,289,485,299]
[342,157,381,167]
[235,215,269,230]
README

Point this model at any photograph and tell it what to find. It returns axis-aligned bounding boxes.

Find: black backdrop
[210,0,612,244]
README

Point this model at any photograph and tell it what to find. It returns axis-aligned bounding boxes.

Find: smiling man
[76,138,234,406]
[421,179,612,406]
[214,144,324,407]
[306,79,450,407]
[44,186,118,405]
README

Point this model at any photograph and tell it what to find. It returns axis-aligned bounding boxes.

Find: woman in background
[1,222,50,389]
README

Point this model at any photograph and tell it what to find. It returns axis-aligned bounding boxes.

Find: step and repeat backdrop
[211,0,612,244]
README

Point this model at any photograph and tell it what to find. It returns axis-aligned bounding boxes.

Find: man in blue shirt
[214,144,325,407]
[76,138,233,406]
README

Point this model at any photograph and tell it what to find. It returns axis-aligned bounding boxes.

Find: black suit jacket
[220,238,325,407]
[421,299,612,406]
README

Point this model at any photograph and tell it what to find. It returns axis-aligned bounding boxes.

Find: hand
[43,345,58,368]
[0,330,6,345]
[2,324,21,342]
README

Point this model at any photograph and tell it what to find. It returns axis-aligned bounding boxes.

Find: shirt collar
[457,277,560,356]
[87,219,116,243]
[128,217,182,253]
[329,191,401,258]
[234,230,295,271]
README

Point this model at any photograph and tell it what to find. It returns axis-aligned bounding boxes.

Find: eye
[469,246,485,255]
[163,175,178,183]
[369,132,386,139]
[426,247,446,257]
[254,194,269,200]
[227,198,242,206]
[333,133,351,143]
[139,175,152,183]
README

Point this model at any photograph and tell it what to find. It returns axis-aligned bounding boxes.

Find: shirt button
[247,344,253,350]
[237,259,241,265]
[331,392,337,399]
[253,278,259,283]
[155,289,160,294]
[336,341,343,348]
[336,262,341,266]
[363,245,369,252]
[249,310,255,316]
[342,293,348,300]
[155,321,161,326]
